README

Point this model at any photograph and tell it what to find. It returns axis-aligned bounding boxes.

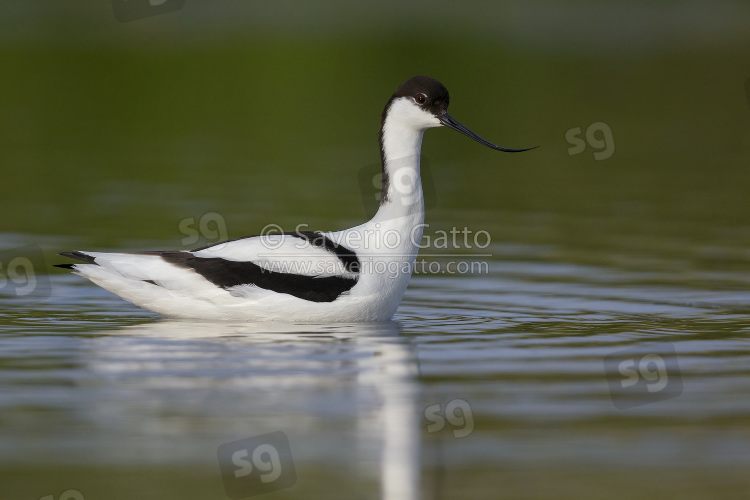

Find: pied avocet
[56,76,534,321]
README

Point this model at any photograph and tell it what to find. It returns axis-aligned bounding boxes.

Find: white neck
[333,98,437,251]
[327,98,436,310]
[372,101,427,225]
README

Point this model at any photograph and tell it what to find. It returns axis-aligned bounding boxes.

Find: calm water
[2,2,750,499]
[2,237,750,499]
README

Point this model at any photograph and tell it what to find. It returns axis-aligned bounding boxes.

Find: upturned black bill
[438,113,536,152]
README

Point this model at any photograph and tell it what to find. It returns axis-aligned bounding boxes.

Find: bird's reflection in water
[96,319,421,500]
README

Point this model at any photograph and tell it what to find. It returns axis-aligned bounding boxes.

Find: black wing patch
[156,251,358,303]
[155,232,360,303]
[55,232,361,303]
[289,231,360,273]
[190,230,361,272]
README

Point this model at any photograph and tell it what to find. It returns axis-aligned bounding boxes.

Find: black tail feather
[55,251,98,269]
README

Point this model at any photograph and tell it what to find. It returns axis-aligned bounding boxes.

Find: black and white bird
[56,76,534,321]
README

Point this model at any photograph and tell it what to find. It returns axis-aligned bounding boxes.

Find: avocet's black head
[392,75,451,117]
[384,75,535,153]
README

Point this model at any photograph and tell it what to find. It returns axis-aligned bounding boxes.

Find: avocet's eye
[415,93,427,104]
